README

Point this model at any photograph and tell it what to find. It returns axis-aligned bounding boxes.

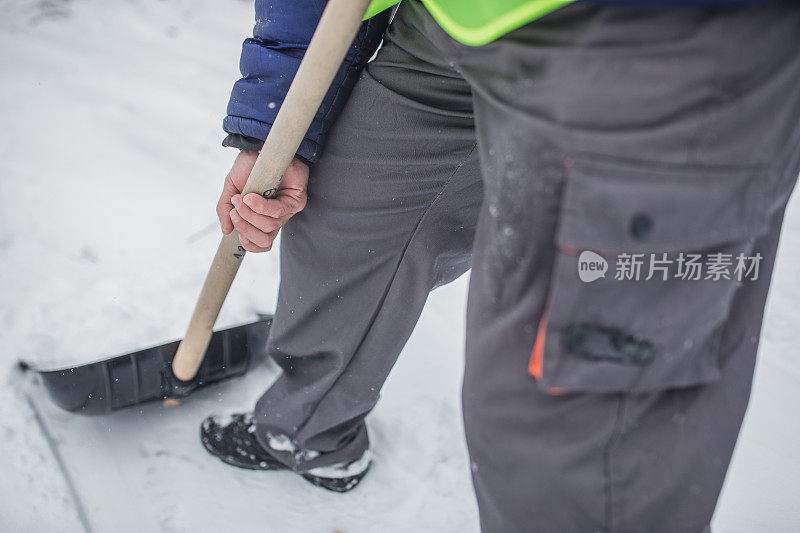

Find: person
[199,0,800,530]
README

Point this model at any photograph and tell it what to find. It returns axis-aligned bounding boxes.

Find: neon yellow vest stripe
[365,0,576,46]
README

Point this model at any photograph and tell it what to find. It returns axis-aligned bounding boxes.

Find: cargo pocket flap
[533,157,771,394]
[556,157,771,253]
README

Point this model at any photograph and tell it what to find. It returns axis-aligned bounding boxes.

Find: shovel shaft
[171,0,373,382]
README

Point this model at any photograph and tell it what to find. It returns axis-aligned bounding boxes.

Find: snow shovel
[20,0,375,415]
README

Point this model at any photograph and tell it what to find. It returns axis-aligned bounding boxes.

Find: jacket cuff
[221,128,315,168]
[222,133,264,152]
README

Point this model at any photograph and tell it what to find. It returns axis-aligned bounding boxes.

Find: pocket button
[630,212,654,240]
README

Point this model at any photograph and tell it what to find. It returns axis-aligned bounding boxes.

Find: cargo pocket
[529,156,773,394]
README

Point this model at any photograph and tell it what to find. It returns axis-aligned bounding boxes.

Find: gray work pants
[253,1,800,531]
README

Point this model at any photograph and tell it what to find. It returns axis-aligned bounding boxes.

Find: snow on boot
[200,413,286,470]
[300,451,372,493]
[200,413,371,493]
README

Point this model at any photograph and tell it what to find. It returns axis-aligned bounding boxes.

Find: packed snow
[0,1,797,532]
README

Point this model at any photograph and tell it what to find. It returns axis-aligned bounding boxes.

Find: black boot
[200,413,286,471]
[200,413,371,492]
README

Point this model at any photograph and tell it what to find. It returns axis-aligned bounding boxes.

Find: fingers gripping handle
[171,0,374,382]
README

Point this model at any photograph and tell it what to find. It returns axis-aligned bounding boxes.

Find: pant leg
[439,2,800,531]
[253,7,482,472]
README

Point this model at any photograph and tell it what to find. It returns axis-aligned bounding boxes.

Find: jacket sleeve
[222,0,391,164]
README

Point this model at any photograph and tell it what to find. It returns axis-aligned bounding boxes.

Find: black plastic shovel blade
[21,316,272,415]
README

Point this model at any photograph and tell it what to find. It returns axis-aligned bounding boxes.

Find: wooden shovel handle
[171,0,373,382]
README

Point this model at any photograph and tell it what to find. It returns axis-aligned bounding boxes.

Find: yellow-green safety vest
[365,0,576,46]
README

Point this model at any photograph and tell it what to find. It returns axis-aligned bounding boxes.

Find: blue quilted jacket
[222,0,790,164]
[222,1,390,164]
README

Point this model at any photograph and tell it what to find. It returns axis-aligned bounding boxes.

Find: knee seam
[604,395,628,532]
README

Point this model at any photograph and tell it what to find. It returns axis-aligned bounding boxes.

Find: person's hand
[216,150,309,252]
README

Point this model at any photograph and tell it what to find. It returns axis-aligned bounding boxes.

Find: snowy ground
[0,1,797,532]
